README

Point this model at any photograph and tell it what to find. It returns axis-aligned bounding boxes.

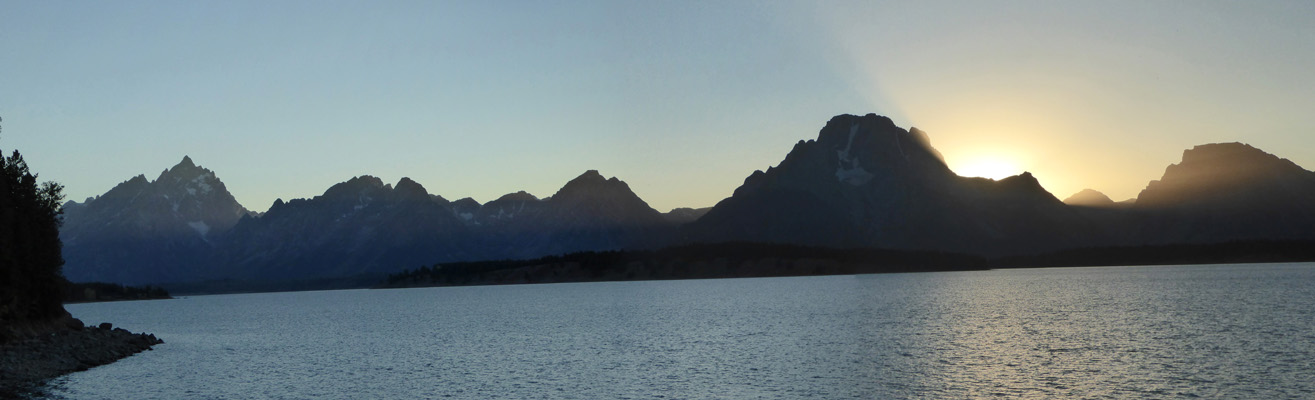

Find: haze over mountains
[1130,142,1315,244]
[59,114,1315,286]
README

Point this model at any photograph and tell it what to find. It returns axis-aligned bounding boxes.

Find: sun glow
[953,156,1023,180]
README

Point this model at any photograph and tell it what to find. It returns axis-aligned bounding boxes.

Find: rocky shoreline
[0,318,162,398]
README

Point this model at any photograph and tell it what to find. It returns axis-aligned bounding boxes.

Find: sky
[3,1,1314,212]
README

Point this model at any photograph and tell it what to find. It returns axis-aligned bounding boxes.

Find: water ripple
[50,263,1315,399]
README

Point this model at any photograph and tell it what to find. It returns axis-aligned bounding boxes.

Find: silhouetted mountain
[449,197,482,225]
[663,207,712,224]
[60,157,249,285]
[474,191,546,227]
[220,176,477,281]
[1063,189,1117,207]
[1132,143,1315,243]
[533,170,672,253]
[219,170,672,282]
[684,114,1100,256]
[464,170,671,260]
[55,166,673,285]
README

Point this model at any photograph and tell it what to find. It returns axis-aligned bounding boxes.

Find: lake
[51,263,1315,399]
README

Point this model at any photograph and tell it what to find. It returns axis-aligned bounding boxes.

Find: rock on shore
[0,318,162,397]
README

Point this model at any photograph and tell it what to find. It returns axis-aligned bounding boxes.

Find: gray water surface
[53,263,1315,399]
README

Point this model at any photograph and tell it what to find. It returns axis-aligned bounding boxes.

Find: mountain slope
[529,170,672,255]
[1132,142,1315,243]
[462,170,672,260]
[60,156,249,284]
[220,176,476,281]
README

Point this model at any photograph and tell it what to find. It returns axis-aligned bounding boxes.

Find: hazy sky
[4,1,1313,212]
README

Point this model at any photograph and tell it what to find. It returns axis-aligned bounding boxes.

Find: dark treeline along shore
[379,242,989,288]
[61,281,171,304]
[0,118,163,397]
[379,240,1315,289]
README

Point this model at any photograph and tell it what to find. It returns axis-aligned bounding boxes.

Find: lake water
[50,263,1315,399]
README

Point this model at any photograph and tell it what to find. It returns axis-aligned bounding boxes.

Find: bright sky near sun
[3,1,1314,212]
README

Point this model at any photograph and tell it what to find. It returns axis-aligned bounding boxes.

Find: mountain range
[62,166,676,285]
[59,114,1315,286]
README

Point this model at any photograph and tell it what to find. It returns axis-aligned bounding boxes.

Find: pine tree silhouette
[0,116,70,338]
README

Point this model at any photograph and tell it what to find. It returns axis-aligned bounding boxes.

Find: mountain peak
[1177,142,1297,171]
[128,174,149,185]
[812,114,952,186]
[569,170,614,185]
[1000,171,1037,184]
[493,191,539,203]
[322,175,387,200]
[1131,142,1315,243]
[817,114,896,145]
[159,155,216,186]
[964,171,1061,203]
[167,155,201,171]
[543,170,666,235]
[60,156,251,283]
[393,177,432,201]
[451,197,481,210]
[550,170,660,212]
[1063,189,1116,207]
[1137,142,1312,207]
[556,170,631,199]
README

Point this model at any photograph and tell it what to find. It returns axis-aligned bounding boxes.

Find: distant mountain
[60,166,672,284]
[684,114,1101,256]
[1132,142,1315,243]
[220,176,477,281]
[466,170,673,260]
[528,170,672,255]
[1063,189,1117,207]
[663,207,712,224]
[221,169,674,282]
[61,157,249,285]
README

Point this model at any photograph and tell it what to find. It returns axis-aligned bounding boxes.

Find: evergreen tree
[0,116,68,324]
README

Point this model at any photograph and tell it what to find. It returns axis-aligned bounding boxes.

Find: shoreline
[0,318,162,398]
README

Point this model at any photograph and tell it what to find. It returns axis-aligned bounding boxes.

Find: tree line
[380,242,988,288]
[381,239,1315,289]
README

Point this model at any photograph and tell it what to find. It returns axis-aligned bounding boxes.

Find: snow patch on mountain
[192,173,214,194]
[835,124,874,186]
[188,220,211,239]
